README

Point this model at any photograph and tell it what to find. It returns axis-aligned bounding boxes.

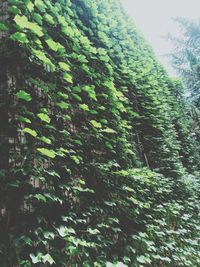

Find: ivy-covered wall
[0,0,200,266]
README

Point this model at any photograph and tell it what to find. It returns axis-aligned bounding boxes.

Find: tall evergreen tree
[169,17,200,152]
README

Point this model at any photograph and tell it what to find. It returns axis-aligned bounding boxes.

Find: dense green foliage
[0,0,199,266]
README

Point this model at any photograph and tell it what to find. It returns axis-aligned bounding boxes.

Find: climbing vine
[0,0,200,266]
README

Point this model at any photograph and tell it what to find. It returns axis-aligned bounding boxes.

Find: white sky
[121,0,200,76]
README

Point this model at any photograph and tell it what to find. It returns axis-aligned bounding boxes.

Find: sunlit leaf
[56,101,69,109]
[90,120,102,128]
[63,73,73,83]
[100,128,116,134]
[16,90,32,101]
[59,62,70,71]
[14,14,43,37]
[43,254,55,265]
[37,148,56,158]
[10,32,29,43]
[79,103,89,111]
[39,136,52,144]
[22,127,37,137]
[37,113,51,123]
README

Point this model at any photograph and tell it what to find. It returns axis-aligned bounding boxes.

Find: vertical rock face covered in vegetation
[0,0,200,266]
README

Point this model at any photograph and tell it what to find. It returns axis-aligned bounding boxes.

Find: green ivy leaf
[83,85,97,101]
[57,92,68,100]
[63,73,73,84]
[30,253,54,265]
[72,93,82,102]
[105,141,113,150]
[33,194,47,202]
[58,62,70,71]
[137,255,151,264]
[57,226,67,237]
[87,228,100,235]
[57,226,76,237]
[25,0,34,12]
[16,90,32,101]
[30,253,43,264]
[56,101,69,109]
[79,104,89,111]
[70,155,80,164]
[14,15,43,37]
[37,148,56,158]
[8,6,20,15]
[44,14,55,25]
[0,22,8,32]
[28,22,43,37]
[22,127,37,137]
[33,13,43,25]
[100,128,116,134]
[43,254,55,265]
[35,0,46,12]
[37,113,51,123]
[38,136,52,144]
[90,120,102,128]
[10,32,29,44]
[44,232,55,240]
[123,186,135,193]
[32,49,55,71]
[106,262,128,267]
[45,38,65,52]
[21,236,32,246]
[17,116,31,124]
